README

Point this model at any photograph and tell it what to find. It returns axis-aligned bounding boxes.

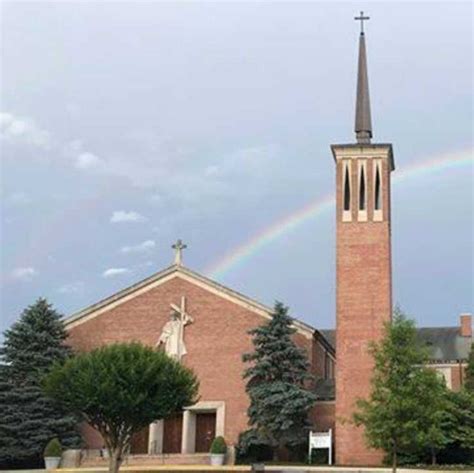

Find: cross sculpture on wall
[354,11,370,34]
[156,296,194,361]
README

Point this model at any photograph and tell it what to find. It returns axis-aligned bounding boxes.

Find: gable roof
[64,264,315,339]
[318,327,472,363]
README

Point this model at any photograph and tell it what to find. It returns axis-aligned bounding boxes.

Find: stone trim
[426,362,468,368]
[182,401,226,454]
[148,421,163,454]
[331,142,395,171]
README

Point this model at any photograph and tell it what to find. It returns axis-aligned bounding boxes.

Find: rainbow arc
[206,148,473,279]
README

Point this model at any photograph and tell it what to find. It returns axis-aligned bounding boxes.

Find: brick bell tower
[332,13,394,466]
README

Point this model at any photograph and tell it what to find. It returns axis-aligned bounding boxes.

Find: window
[374,165,381,210]
[324,353,334,380]
[343,166,351,211]
[359,166,366,211]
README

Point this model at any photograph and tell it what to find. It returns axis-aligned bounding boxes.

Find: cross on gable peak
[172,239,187,266]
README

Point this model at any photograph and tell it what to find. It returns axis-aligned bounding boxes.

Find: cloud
[150,193,163,204]
[0,112,52,149]
[102,268,130,278]
[58,281,85,294]
[75,152,104,170]
[64,140,106,172]
[11,267,38,281]
[110,210,146,223]
[5,192,32,206]
[205,165,219,177]
[120,239,156,254]
[0,113,105,174]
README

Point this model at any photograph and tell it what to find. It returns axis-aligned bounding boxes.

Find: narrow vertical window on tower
[357,161,368,221]
[373,160,383,221]
[342,161,352,221]
[359,167,366,209]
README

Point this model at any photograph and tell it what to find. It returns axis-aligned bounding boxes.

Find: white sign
[308,429,332,465]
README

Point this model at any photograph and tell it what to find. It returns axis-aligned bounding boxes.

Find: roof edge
[64,264,316,338]
[314,329,336,356]
[64,264,179,326]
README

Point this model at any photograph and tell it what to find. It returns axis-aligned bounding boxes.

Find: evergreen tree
[0,298,80,468]
[242,301,316,460]
[354,308,450,473]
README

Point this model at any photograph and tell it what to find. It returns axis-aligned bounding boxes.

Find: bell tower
[332,13,394,466]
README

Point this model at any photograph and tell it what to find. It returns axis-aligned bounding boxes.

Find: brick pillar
[331,143,394,466]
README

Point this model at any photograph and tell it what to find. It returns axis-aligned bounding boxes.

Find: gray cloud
[120,240,156,254]
[5,192,32,206]
[58,281,85,294]
[11,267,38,282]
[0,112,52,150]
[102,268,130,278]
[74,152,104,170]
[110,211,147,223]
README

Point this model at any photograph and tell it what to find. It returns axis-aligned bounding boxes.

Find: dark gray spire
[354,31,372,144]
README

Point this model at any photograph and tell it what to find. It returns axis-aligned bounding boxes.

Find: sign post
[308,429,332,465]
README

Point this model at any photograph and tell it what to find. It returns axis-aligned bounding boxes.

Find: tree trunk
[431,447,436,466]
[392,447,397,473]
[108,449,122,473]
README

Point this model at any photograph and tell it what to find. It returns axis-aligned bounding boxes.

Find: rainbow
[206,148,473,279]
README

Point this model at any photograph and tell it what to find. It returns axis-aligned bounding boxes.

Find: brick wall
[311,402,335,432]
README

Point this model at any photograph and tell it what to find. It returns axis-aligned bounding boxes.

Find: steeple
[332,12,394,467]
[354,12,372,144]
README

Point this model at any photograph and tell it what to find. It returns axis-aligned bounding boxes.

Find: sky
[1,1,473,337]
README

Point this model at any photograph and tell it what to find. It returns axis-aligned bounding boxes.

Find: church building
[64,20,472,467]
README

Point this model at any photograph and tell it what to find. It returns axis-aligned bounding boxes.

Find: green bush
[44,438,62,457]
[210,436,227,454]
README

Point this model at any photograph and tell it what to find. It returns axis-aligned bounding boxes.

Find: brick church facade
[64,24,472,467]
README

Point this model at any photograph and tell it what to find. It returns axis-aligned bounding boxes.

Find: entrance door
[195,412,216,453]
[163,413,183,454]
[130,426,149,454]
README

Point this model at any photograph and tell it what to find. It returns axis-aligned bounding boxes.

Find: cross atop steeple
[172,239,187,266]
[354,11,370,34]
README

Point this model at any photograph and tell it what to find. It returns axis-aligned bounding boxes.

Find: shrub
[235,430,273,464]
[210,436,227,455]
[44,438,62,458]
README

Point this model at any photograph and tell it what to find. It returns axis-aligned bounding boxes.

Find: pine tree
[0,298,80,468]
[242,301,316,460]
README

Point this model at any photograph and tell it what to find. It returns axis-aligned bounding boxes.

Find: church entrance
[162,413,183,454]
[195,412,216,453]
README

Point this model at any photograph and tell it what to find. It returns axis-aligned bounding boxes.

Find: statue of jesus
[156,296,193,360]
